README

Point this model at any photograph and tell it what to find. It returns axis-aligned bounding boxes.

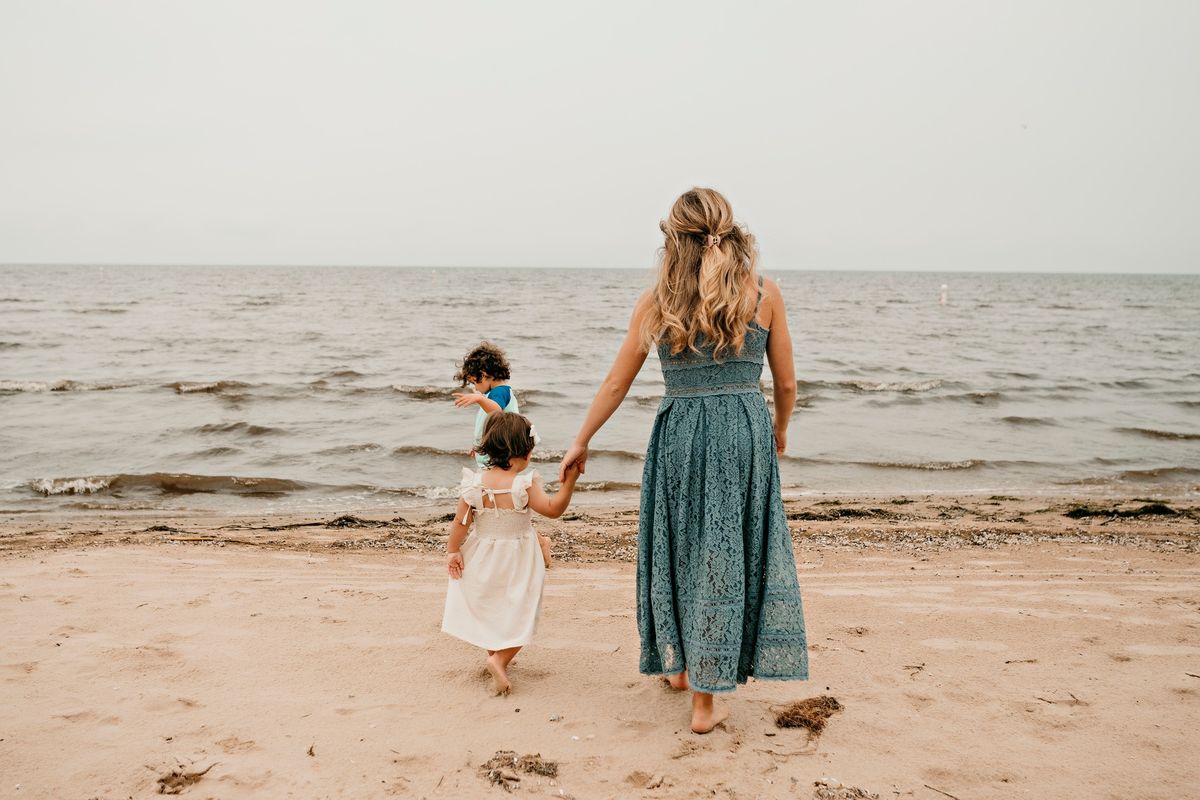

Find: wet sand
[2,495,1199,799]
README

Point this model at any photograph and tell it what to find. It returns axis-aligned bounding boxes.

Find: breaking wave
[1115,427,1200,441]
[27,472,315,497]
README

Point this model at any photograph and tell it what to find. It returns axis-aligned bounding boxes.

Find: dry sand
[2,495,1199,799]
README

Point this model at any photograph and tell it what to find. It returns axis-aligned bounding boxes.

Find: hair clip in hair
[529,424,542,447]
[706,233,721,248]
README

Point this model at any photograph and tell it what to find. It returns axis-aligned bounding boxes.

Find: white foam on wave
[845,379,944,393]
[0,379,131,393]
[30,476,113,495]
[406,485,458,500]
[0,380,70,392]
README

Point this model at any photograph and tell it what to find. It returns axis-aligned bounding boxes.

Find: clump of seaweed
[479,750,559,791]
[156,763,214,794]
[517,753,558,776]
[789,507,896,521]
[1065,503,1177,519]
[325,514,390,528]
[813,779,879,800]
[774,695,843,738]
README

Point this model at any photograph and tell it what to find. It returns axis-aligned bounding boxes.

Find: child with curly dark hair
[453,341,520,468]
[442,411,580,695]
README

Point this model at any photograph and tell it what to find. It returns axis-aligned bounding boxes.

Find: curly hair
[640,187,759,358]
[455,341,511,386]
[477,411,535,470]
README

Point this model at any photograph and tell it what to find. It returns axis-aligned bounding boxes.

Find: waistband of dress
[471,529,534,541]
[662,383,762,398]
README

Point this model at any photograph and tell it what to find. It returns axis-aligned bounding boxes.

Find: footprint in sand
[1125,644,1200,656]
[217,736,258,753]
[618,718,657,734]
[921,638,1008,653]
[671,740,707,759]
[904,692,935,710]
[3,661,38,676]
[54,710,97,723]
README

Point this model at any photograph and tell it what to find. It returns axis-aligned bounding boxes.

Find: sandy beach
[2,495,1199,799]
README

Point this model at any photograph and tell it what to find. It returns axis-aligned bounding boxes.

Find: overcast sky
[1,1,1197,272]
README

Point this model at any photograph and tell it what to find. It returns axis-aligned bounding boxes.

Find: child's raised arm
[446,497,473,579]
[527,463,581,519]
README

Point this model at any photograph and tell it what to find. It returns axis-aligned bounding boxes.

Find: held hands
[452,390,483,408]
[447,551,464,579]
[558,442,588,482]
[561,459,582,483]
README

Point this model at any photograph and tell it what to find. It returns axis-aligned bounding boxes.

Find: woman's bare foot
[664,671,689,691]
[690,693,729,734]
[486,653,512,695]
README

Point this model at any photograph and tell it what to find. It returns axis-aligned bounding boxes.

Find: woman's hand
[561,459,582,483]
[774,427,787,456]
[447,551,464,579]
[452,391,482,408]
[559,442,588,481]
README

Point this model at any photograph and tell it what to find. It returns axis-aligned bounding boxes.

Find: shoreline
[3,493,1197,559]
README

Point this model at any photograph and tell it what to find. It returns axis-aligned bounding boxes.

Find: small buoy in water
[938,284,948,305]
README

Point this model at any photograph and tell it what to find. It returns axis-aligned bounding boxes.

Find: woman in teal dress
[559,188,808,734]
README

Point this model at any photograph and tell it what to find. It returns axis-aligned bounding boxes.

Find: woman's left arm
[762,278,797,455]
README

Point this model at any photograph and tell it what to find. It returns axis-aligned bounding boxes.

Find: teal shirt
[474,385,519,467]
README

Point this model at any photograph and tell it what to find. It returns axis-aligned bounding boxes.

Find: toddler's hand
[452,391,482,408]
[559,443,588,481]
[563,461,582,482]
[447,552,464,579]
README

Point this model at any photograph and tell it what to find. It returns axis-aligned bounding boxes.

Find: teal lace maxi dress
[638,293,809,694]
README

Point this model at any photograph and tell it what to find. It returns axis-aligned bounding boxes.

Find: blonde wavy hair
[640,187,759,357]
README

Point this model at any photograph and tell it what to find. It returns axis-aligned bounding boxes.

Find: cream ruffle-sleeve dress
[442,468,546,650]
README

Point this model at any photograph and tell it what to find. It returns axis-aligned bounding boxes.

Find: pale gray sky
[1,1,1198,272]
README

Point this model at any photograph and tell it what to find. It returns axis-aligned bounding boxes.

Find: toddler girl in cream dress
[442,411,580,694]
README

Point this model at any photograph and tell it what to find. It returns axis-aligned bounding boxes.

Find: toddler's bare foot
[690,695,729,734]
[664,671,689,691]
[486,653,512,695]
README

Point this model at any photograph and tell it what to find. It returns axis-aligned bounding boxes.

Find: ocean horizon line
[2,262,1198,276]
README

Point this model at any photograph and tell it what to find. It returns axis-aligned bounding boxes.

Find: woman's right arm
[762,278,797,455]
[558,292,653,480]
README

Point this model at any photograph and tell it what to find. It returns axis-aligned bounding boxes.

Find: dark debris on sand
[788,507,898,521]
[775,696,843,738]
[156,763,214,794]
[1064,503,1181,519]
[325,514,392,528]
[479,750,559,792]
[813,780,879,800]
[9,495,1199,557]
